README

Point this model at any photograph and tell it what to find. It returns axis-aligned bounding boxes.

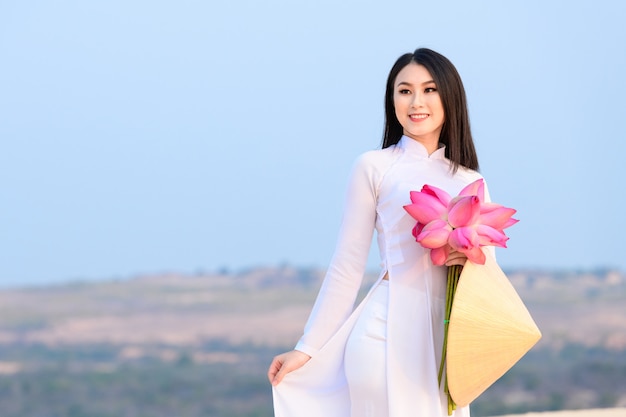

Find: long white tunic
[273,136,487,417]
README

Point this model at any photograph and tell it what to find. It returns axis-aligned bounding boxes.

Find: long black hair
[382,48,479,172]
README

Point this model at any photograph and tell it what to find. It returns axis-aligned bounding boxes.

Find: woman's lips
[409,113,429,122]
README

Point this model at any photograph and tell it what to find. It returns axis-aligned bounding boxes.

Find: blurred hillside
[0,266,624,417]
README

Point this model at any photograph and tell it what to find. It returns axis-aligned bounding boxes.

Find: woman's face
[393,63,445,151]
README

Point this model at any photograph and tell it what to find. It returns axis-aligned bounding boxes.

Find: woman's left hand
[444,249,467,266]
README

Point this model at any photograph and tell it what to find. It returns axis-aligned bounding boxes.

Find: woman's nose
[411,92,423,107]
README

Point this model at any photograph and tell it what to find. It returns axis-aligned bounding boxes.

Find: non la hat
[446,251,542,407]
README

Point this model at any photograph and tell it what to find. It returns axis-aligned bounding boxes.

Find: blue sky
[1,0,625,287]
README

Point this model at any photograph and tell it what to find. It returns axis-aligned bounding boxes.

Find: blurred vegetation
[0,341,277,417]
[0,342,624,417]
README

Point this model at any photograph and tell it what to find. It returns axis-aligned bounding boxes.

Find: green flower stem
[439,264,461,415]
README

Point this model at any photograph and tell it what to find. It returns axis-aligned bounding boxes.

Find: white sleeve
[294,153,379,357]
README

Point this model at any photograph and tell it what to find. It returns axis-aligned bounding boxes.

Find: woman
[268,48,487,417]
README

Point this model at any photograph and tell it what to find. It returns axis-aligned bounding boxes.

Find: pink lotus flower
[403,179,518,265]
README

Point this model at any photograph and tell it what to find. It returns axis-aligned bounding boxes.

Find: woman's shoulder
[352,146,399,171]
[341,146,400,189]
[453,165,484,183]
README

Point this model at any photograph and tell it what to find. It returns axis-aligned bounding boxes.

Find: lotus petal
[417,220,452,249]
[449,226,480,250]
[503,218,520,228]
[480,204,518,230]
[430,245,450,266]
[476,224,509,248]
[404,193,447,224]
[421,184,452,206]
[463,246,486,265]
[412,222,425,240]
[448,196,481,228]
[458,179,485,202]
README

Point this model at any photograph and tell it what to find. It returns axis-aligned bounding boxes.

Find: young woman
[268,48,486,417]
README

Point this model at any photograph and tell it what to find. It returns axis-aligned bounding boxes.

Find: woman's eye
[425,87,437,93]
[398,89,411,95]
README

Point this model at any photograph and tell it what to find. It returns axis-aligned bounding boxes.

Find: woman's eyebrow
[396,80,436,87]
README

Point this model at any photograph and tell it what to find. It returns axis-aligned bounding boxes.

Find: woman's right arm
[295,152,379,356]
[267,152,380,385]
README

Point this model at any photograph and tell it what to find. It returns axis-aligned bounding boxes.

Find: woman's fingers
[444,250,467,266]
[267,356,284,384]
[268,350,311,386]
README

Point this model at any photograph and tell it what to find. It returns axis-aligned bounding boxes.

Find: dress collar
[398,135,447,159]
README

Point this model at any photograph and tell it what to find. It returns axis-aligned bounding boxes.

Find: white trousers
[344,280,389,417]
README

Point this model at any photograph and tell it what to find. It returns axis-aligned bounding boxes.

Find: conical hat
[447,251,542,407]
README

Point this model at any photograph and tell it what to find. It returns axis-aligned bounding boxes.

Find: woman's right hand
[267,350,311,386]
[444,249,467,266]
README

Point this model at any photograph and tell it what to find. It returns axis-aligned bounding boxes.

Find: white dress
[273,136,487,417]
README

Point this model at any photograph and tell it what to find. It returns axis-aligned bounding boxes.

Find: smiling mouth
[409,114,429,121]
